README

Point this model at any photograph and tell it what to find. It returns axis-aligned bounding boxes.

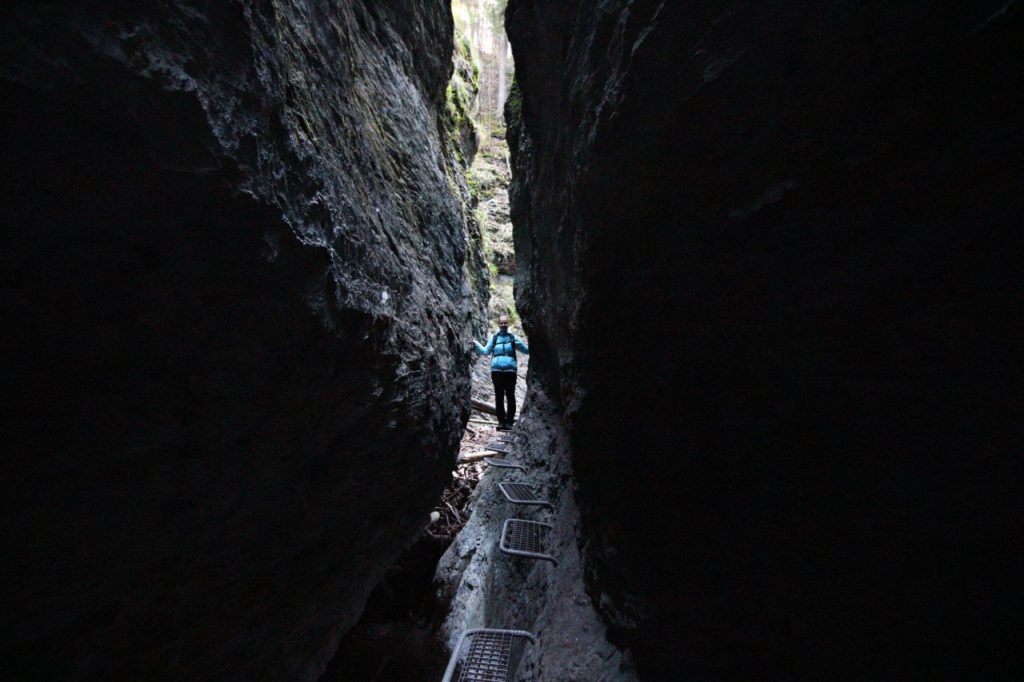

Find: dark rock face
[1,2,483,680]
[506,1,1022,679]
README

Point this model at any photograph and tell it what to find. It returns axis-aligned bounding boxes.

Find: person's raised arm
[473,334,494,355]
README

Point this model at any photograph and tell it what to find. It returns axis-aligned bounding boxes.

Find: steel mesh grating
[498,482,551,508]
[441,629,536,682]
[485,442,511,454]
[484,457,526,471]
[504,519,545,554]
[500,519,556,563]
[457,630,514,682]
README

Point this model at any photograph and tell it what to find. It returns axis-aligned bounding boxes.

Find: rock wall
[1,2,484,680]
[505,1,1022,679]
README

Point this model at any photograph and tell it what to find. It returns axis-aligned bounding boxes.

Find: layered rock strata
[1,2,484,680]
[505,1,1021,679]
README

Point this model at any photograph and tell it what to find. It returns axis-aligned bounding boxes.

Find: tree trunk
[496,36,508,113]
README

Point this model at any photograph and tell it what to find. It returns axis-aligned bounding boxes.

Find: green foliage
[452,28,480,93]
[456,32,480,84]
[444,32,481,168]
[466,169,480,199]
[446,78,470,124]
[453,0,508,36]
[475,206,489,235]
[487,276,520,326]
[448,11,521,326]
[458,32,472,62]
[451,0,474,38]
[485,0,509,31]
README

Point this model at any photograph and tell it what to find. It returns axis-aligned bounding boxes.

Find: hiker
[473,315,529,431]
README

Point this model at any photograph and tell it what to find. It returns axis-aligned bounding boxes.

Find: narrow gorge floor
[321,357,528,682]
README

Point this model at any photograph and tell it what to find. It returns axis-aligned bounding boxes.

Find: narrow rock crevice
[4,1,1021,680]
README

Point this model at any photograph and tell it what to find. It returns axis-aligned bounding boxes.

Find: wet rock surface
[1,2,484,680]
[506,1,1022,679]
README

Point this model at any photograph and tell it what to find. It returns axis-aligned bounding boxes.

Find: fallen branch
[471,398,497,415]
[458,450,492,463]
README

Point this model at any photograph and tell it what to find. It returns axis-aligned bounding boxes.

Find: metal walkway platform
[499,519,557,564]
[498,482,552,509]
[441,628,537,682]
[484,457,526,471]
[485,442,511,454]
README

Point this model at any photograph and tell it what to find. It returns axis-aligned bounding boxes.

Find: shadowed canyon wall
[506,1,1021,679]
[1,2,484,680]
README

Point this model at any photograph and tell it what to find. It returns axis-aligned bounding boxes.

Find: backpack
[491,332,516,360]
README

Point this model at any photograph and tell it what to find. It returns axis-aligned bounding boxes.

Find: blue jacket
[475,331,529,372]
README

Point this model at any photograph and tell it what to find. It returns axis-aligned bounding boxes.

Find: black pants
[491,371,517,425]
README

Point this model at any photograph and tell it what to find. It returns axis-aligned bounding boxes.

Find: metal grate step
[441,628,537,682]
[484,457,526,471]
[485,442,511,454]
[500,519,557,564]
[498,482,552,509]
